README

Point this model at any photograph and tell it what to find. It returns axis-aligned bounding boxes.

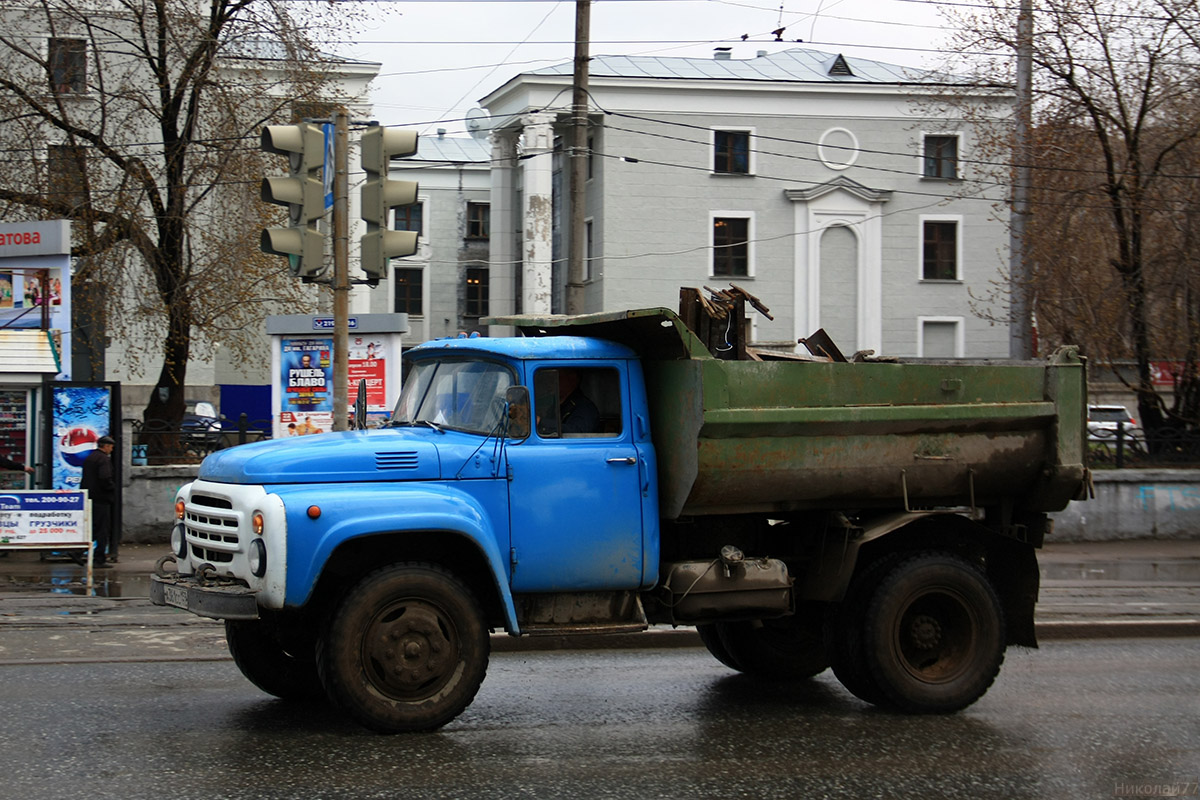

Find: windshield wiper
[409,419,445,433]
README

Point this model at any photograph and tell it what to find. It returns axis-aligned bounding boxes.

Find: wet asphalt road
[1,639,1196,800]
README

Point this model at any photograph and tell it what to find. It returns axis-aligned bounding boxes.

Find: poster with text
[280,338,333,435]
[348,335,390,426]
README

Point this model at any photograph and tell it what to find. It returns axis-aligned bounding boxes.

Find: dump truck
[151,289,1089,732]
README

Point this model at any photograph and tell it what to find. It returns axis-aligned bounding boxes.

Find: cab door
[505,363,646,592]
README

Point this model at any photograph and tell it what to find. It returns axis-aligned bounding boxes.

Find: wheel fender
[269,482,519,631]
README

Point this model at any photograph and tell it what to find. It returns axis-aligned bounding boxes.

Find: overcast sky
[343,0,954,136]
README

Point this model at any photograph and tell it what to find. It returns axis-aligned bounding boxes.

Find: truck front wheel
[317,562,489,733]
[862,552,1005,713]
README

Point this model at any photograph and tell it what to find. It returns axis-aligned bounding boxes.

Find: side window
[533,367,622,439]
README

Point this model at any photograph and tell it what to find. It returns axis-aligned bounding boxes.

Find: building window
[47,144,87,210]
[394,267,423,315]
[919,318,963,357]
[465,267,489,317]
[713,216,750,277]
[466,202,490,239]
[713,130,751,175]
[585,219,594,282]
[49,38,86,94]
[923,134,959,179]
[394,202,423,237]
[922,220,959,281]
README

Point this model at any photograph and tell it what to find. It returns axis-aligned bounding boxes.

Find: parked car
[181,400,224,450]
[1087,404,1137,441]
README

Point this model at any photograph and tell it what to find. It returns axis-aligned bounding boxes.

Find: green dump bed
[497,307,1089,521]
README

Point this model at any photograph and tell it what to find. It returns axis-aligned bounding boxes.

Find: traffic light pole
[332,108,350,432]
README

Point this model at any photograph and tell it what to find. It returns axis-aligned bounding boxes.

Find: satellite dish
[466,107,493,140]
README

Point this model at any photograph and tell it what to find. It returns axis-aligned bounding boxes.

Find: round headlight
[248,538,267,578]
[170,522,188,558]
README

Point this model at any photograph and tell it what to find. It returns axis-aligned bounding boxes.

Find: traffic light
[360,125,419,285]
[260,123,327,279]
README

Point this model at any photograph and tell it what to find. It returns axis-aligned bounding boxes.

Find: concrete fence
[1050,469,1200,542]
[114,452,1200,544]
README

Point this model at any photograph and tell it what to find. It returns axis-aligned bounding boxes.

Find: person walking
[80,436,116,568]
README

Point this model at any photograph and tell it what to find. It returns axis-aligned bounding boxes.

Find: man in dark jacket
[80,436,116,567]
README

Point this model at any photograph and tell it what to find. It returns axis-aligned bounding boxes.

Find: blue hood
[197,428,502,484]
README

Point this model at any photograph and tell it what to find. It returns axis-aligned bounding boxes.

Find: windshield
[391,358,516,435]
[1089,408,1131,423]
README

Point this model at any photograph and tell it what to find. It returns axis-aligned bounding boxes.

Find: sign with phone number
[0,491,89,548]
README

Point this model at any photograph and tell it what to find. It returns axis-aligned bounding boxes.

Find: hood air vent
[376,451,420,470]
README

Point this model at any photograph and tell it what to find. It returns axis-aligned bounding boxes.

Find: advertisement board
[0,490,88,548]
[48,383,117,491]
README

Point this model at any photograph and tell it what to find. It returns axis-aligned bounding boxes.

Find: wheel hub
[908,614,943,650]
[366,604,457,697]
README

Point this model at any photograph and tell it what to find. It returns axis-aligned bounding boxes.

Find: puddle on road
[1,571,152,598]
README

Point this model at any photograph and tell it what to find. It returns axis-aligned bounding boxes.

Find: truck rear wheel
[862,552,1005,713]
[225,619,323,701]
[696,623,743,670]
[827,553,901,706]
[317,562,490,733]
[713,606,828,680]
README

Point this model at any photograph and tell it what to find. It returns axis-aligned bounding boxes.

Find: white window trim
[917,214,963,282]
[918,131,964,180]
[710,127,756,176]
[44,36,89,96]
[917,316,965,358]
[710,210,755,279]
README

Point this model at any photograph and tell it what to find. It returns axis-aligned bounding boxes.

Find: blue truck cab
[152,332,664,731]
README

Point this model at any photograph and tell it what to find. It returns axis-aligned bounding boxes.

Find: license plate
[162,583,189,610]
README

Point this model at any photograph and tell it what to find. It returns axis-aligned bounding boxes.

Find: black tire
[862,552,1005,713]
[696,623,743,671]
[225,619,323,701]
[714,605,829,680]
[317,563,489,733]
[826,553,902,706]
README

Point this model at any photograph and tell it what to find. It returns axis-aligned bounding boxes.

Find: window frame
[393,200,425,239]
[393,266,424,316]
[711,212,754,278]
[48,37,86,95]
[466,202,490,240]
[917,316,965,358]
[921,132,961,180]
[712,128,754,176]
[919,215,962,282]
[464,265,489,318]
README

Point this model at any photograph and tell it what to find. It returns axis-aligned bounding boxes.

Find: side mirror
[505,385,531,440]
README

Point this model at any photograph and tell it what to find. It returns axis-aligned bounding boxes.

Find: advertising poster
[348,335,390,427]
[0,491,88,548]
[279,337,333,436]
[50,384,113,491]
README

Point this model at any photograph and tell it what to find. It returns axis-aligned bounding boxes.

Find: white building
[478,47,1014,358]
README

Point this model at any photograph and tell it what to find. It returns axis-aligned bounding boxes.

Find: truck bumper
[150,574,260,620]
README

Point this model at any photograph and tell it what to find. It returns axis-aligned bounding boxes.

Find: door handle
[606,457,637,465]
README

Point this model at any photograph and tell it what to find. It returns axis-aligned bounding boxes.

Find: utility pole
[1009,0,1034,359]
[566,0,591,315]
[332,108,350,431]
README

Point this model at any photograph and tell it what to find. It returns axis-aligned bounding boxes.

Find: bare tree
[0,0,374,431]
[941,0,1200,432]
